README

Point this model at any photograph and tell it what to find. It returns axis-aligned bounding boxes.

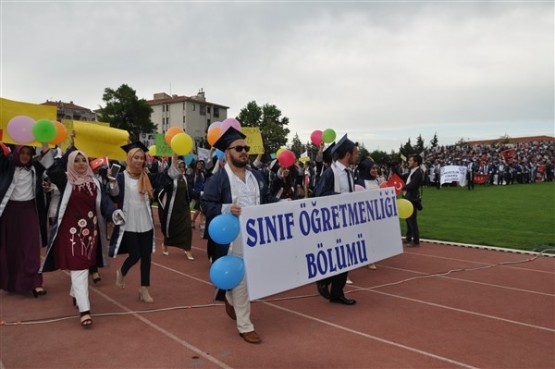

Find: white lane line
[264,301,479,369]
[91,288,233,369]
[379,265,555,297]
[401,251,555,274]
[359,288,554,333]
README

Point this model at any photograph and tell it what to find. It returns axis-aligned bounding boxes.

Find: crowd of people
[9,132,553,340]
[423,140,555,187]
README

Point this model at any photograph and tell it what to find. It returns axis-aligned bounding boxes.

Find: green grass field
[400,182,555,251]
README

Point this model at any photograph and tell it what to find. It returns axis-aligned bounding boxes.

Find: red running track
[1,217,553,368]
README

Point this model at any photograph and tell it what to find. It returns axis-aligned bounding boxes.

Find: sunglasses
[227,145,250,153]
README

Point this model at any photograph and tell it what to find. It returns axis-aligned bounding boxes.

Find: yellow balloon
[171,133,194,155]
[148,145,157,157]
[397,199,414,219]
[276,147,286,158]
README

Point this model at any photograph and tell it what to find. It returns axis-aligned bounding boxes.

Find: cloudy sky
[1,1,553,152]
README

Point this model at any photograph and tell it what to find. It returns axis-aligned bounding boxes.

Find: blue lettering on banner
[246,192,397,248]
[305,234,369,279]
[245,212,295,247]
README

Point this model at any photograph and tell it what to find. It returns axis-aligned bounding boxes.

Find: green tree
[400,138,414,158]
[430,132,439,149]
[290,133,305,158]
[237,101,290,159]
[358,142,370,159]
[369,150,390,165]
[97,84,155,142]
[415,134,425,154]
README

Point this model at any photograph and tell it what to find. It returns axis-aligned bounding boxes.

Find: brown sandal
[80,312,93,329]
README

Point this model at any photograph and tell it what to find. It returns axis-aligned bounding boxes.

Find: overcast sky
[1,1,553,152]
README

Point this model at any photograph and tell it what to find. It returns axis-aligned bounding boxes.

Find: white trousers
[226,234,254,333]
[70,270,90,313]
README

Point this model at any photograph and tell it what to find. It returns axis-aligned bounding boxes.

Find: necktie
[345,168,353,192]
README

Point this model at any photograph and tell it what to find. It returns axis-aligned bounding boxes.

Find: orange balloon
[207,127,221,147]
[50,121,68,145]
[165,127,184,146]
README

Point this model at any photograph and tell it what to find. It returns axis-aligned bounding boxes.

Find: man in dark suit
[402,154,424,247]
[313,134,358,305]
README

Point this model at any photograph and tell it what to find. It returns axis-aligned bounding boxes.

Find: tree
[97,84,155,142]
[290,133,305,158]
[400,138,414,158]
[368,150,390,165]
[237,101,290,159]
[415,134,425,154]
[430,132,439,149]
[358,143,370,160]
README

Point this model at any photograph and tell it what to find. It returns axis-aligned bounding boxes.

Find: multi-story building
[146,89,229,147]
[41,100,96,122]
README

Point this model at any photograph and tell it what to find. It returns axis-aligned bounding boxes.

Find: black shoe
[406,241,420,247]
[330,296,356,305]
[32,288,47,298]
[317,283,330,300]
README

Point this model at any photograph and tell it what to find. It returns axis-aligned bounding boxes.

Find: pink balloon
[278,150,296,168]
[310,130,323,146]
[7,115,35,143]
[354,184,365,192]
[220,118,241,133]
[208,121,222,130]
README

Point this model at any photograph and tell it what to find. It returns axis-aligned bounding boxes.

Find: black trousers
[319,272,349,299]
[120,230,153,287]
[405,207,419,244]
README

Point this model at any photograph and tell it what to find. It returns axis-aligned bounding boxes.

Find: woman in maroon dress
[41,148,123,328]
[0,143,53,297]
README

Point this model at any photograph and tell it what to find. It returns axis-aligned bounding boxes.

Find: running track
[1,217,553,369]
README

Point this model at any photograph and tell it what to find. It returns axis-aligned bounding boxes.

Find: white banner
[240,188,403,300]
[440,165,467,187]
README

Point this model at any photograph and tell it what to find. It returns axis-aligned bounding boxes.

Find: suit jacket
[402,167,424,203]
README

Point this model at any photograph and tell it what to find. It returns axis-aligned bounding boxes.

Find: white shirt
[122,171,153,233]
[333,161,352,194]
[10,167,35,201]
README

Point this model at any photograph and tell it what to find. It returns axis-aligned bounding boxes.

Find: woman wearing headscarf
[355,157,383,269]
[41,147,124,328]
[158,154,194,259]
[0,142,53,297]
[110,142,158,303]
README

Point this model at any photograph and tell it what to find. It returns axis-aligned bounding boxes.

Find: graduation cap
[121,142,149,154]
[322,142,336,163]
[331,134,356,158]
[212,126,247,152]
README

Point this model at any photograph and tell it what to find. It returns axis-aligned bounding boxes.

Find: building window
[213,107,220,118]
[200,105,206,116]
[207,106,211,114]
[183,116,186,123]
[192,103,196,111]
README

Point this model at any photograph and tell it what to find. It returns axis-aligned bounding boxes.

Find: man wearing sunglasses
[201,127,280,344]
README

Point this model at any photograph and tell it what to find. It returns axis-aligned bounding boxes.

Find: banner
[241,127,264,154]
[473,173,489,184]
[72,121,129,160]
[500,149,516,163]
[240,188,403,300]
[0,97,57,146]
[440,165,467,186]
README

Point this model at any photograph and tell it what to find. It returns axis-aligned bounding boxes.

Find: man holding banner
[201,127,280,344]
[313,134,358,305]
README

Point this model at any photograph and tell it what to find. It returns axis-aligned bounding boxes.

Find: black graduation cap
[331,134,356,158]
[322,142,336,163]
[121,142,149,154]
[212,126,247,152]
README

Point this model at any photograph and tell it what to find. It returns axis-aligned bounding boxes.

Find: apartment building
[41,100,97,122]
[146,89,229,147]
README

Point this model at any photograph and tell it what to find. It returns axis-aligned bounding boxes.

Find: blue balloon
[209,255,245,290]
[208,214,240,244]
[215,149,225,161]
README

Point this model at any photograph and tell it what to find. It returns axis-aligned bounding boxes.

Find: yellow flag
[241,127,264,155]
[0,97,56,145]
[72,121,129,160]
